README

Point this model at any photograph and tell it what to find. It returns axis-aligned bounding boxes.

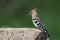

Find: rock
[0,28,47,40]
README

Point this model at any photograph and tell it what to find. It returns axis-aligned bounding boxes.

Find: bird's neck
[32,15,38,19]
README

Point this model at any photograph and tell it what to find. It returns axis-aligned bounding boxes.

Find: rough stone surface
[0,28,47,40]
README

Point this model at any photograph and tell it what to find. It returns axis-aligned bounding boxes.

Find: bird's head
[29,8,38,16]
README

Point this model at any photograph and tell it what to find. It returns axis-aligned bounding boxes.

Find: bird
[29,8,50,40]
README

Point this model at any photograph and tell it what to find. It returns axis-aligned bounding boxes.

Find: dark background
[0,0,60,40]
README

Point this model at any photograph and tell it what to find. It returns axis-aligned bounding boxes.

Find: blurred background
[0,0,60,40]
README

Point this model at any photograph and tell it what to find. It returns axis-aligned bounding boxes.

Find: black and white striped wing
[32,19,44,28]
[32,18,48,33]
[32,18,50,38]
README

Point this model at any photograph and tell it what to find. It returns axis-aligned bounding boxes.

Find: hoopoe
[29,8,50,40]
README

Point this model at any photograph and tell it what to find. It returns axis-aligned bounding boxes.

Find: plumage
[32,18,47,33]
[30,8,50,40]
